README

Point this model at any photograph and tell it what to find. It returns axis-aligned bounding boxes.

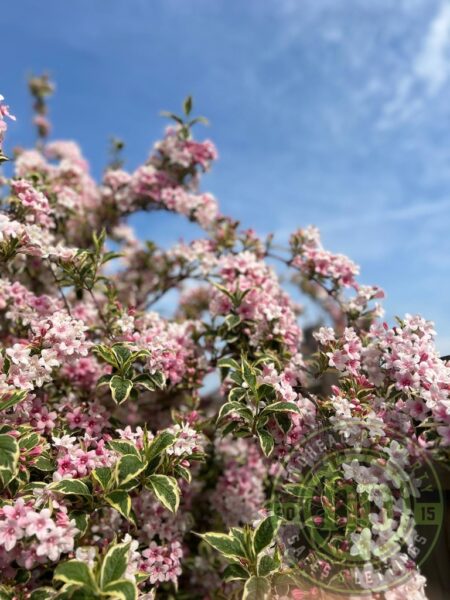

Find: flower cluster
[291,226,360,289]
[52,433,114,481]
[0,498,77,569]
[210,251,303,352]
[152,125,218,171]
[0,94,15,149]
[0,87,446,600]
[141,540,183,585]
[211,438,267,527]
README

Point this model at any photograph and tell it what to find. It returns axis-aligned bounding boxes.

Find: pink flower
[313,326,335,345]
[0,95,16,121]
[437,426,450,446]
[166,424,201,456]
[36,526,75,562]
[17,546,40,569]
[2,497,28,522]
[66,406,87,429]
[25,509,55,540]
[142,542,161,565]
[0,94,16,142]
[0,518,24,551]
[328,349,349,371]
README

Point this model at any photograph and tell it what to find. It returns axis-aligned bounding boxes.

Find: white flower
[386,440,409,468]
[75,546,98,569]
[350,528,374,561]
[52,434,77,450]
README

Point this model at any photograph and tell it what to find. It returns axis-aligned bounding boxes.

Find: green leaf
[160,111,184,125]
[222,421,239,436]
[229,370,244,386]
[91,467,113,491]
[199,532,245,559]
[217,401,252,423]
[111,344,132,367]
[257,383,277,402]
[103,579,137,600]
[243,576,271,600]
[257,429,274,457]
[49,479,92,497]
[217,357,240,371]
[93,228,106,251]
[133,372,165,391]
[253,515,281,556]
[0,433,19,488]
[29,588,55,600]
[97,374,113,387]
[228,387,247,403]
[33,455,55,471]
[183,95,193,116]
[21,481,46,494]
[222,563,249,582]
[53,560,96,589]
[15,568,30,584]
[108,440,140,457]
[211,282,235,301]
[134,572,150,585]
[147,474,180,513]
[0,390,27,412]
[132,373,156,391]
[19,432,41,451]
[70,512,89,537]
[146,432,176,462]
[257,554,280,577]
[102,251,123,265]
[148,371,165,390]
[109,376,133,405]
[116,455,146,487]
[54,582,87,599]
[0,586,13,600]
[234,288,252,305]
[271,573,296,596]
[122,349,150,374]
[283,483,305,498]
[93,344,118,367]
[224,314,241,330]
[188,116,209,127]
[241,358,257,390]
[259,402,300,417]
[174,463,192,483]
[99,543,130,588]
[104,490,134,523]
[230,527,246,546]
[274,412,292,434]
[217,401,239,422]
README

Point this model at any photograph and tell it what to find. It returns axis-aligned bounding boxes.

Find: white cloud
[274,196,450,239]
[415,2,450,92]
[381,2,450,125]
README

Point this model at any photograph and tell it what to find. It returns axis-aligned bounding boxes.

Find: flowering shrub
[0,78,448,600]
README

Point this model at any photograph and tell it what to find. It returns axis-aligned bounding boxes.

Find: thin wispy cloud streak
[382,2,450,125]
[319,198,450,233]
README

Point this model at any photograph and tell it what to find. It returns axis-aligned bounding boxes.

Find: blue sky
[2,0,450,348]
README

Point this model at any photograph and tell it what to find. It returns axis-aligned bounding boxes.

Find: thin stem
[47,260,72,316]
[88,289,113,339]
[266,251,291,264]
